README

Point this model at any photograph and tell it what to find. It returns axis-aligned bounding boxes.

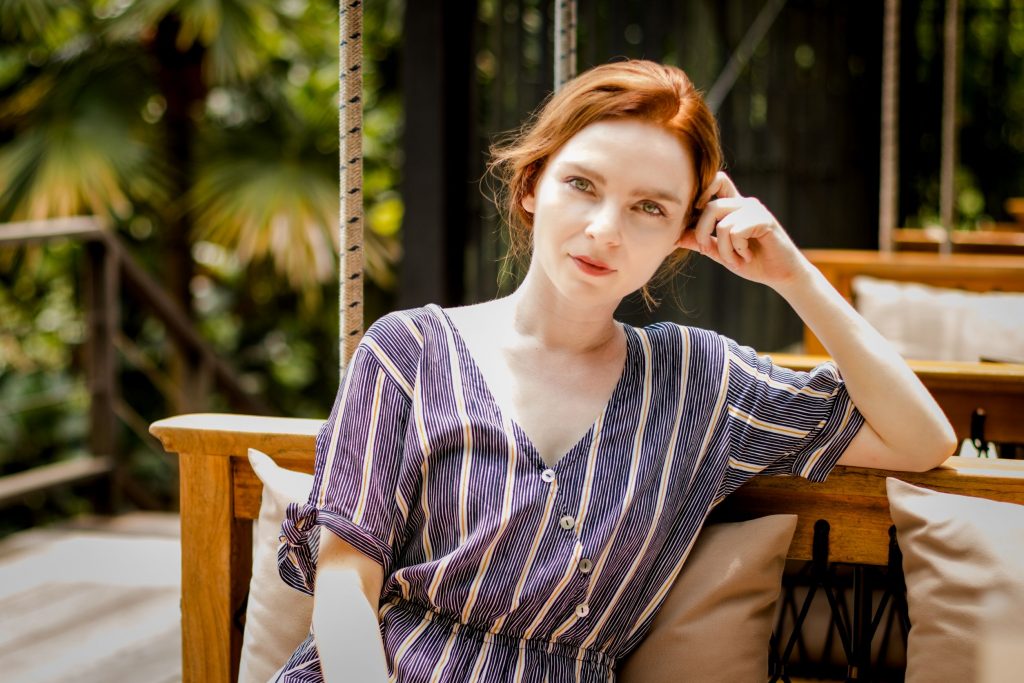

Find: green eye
[640,201,664,216]
[569,177,591,192]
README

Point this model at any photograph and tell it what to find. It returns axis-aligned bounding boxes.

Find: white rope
[879,0,900,253]
[940,0,960,255]
[339,0,364,372]
[554,0,577,91]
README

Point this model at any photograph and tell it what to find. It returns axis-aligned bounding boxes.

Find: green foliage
[904,0,1024,229]
[0,0,405,532]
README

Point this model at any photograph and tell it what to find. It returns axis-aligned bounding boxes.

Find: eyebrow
[560,162,684,205]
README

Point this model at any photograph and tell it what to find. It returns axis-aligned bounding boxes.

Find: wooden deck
[0,512,182,683]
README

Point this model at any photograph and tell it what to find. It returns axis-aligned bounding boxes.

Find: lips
[571,254,615,276]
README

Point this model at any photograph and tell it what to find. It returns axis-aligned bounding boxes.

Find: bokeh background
[2,0,1023,534]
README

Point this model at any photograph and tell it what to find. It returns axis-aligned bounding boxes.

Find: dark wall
[400,0,885,351]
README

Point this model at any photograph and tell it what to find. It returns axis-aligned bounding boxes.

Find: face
[522,118,696,306]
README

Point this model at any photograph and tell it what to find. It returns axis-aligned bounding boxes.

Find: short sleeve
[715,338,865,501]
[277,329,415,596]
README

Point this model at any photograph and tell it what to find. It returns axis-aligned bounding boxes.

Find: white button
[559,515,575,530]
[541,469,556,483]
[575,604,590,618]
[578,558,593,574]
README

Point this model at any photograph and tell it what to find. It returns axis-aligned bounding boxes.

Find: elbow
[910,421,958,472]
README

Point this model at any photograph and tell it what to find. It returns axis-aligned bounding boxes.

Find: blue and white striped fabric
[275,304,863,682]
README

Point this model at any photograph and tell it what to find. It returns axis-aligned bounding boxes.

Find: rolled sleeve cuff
[277,502,393,595]
[791,387,866,483]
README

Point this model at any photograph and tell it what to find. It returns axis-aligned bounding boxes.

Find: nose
[584,202,622,245]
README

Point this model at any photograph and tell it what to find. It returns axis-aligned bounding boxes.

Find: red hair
[488,60,722,300]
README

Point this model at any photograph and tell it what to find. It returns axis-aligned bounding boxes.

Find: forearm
[776,260,957,465]
[313,565,390,683]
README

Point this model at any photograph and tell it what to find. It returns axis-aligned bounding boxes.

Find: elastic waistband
[380,598,616,671]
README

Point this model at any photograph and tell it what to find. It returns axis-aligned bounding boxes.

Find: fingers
[692,197,745,251]
[695,171,741,208]
[690,201,763,267]
[715,223,741,268]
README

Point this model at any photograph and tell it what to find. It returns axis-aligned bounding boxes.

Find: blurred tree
[0,0,404,530]
[0,0,402,301]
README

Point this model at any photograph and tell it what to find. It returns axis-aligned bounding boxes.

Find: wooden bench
[891,228,1024,255]
[801,249,1024,447]
[802,250,1024,356]
[150,411,1024,682]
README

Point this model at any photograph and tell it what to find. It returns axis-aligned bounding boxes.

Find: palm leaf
[0,51,169,222]
[190,158,338,290]
[0,0,84,47]
[103,0,272,84]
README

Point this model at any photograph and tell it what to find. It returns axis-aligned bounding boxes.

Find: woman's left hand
[678,171,809,289]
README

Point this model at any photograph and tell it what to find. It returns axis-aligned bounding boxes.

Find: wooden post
[398,0,477,310]
[85,237,121,513]
[175,448,250,682]
[151,414,320,683]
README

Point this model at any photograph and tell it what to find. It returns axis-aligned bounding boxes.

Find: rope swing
[878,0,900,254]
[338,2,580,369]
[338,0,365,372]
[554,1,578,91]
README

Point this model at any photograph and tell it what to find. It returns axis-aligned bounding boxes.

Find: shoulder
[357,306,440,393]
[364,306,435,349]
[631,320,728,368]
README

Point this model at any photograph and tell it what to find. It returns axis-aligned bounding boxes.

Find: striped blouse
[276,304,864,682]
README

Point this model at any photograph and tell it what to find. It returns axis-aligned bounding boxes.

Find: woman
[275,60,955,682]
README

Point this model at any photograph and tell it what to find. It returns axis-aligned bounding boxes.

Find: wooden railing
[0,217,270,510]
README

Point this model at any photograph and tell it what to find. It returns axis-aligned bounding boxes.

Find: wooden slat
[0,216,105,245]
[893,227,1024,255]
[0,456,114,507]
[804,249,1024,294]
[715,457,1024,566]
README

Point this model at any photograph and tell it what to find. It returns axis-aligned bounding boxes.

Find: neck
[506,268,622,354]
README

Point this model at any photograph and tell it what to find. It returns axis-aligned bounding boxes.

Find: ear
[521,192,536,215]
[675,220,698,251]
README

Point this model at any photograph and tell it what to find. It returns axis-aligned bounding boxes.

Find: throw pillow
[238,449,315,683]
[886,477,1024,683]
[618,515,798,683]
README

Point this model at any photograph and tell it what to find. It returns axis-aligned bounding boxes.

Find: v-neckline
[428,303,635,472]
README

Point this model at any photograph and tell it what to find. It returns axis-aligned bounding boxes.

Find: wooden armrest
[151,414,322,683]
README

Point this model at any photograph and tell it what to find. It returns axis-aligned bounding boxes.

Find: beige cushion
[886,478,1024,683]
[619,515,797,683]
[238,449,315,683]
[852,275,1024,362]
